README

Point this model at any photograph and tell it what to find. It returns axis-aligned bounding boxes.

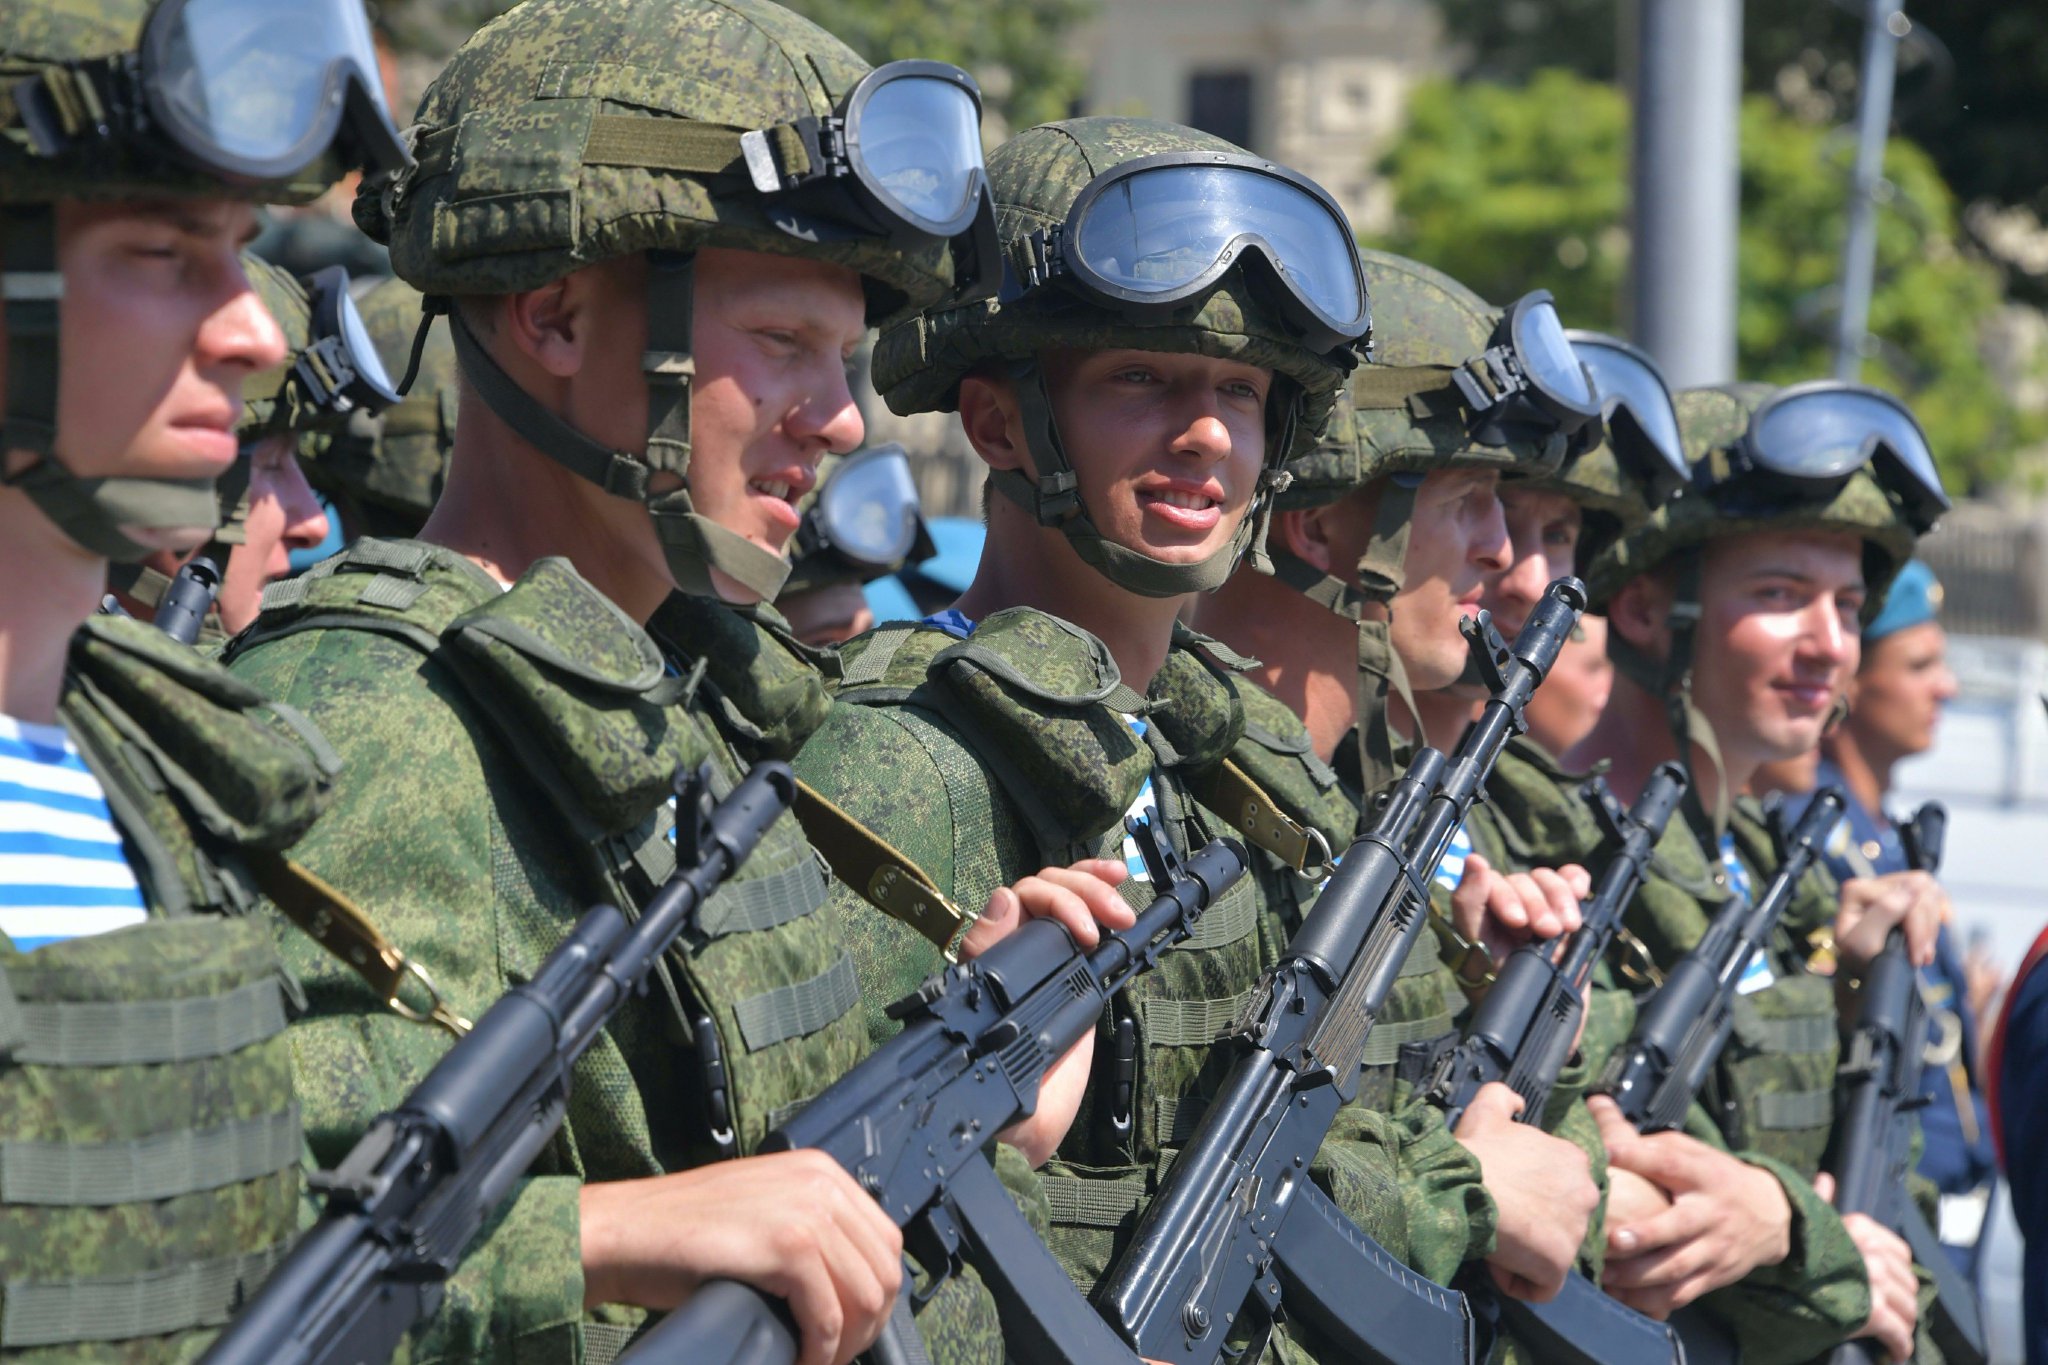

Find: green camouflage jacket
[223,540,1015,1365]
[798,610,1487,1362]
[2,616,335,1360]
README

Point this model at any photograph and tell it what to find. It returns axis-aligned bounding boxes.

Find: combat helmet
[872,115,1373,598]
[356,0,1002,600]
[0,0,408,560]
[1586,380,1942,826]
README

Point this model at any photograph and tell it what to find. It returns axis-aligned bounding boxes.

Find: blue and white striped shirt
[0,714,146,952]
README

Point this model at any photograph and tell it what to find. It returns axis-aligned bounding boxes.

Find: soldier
[1191,254,1627,1321]
[1566,383,1951,1361]
[223,3,1128,1363]
[0,0,406,1353]
[106,254,397,640]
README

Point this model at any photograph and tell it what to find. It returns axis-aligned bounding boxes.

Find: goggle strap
[582,112,810,184]
[1346,364,1459,413]
[644,259,697,476]
[446,306,652,500]
[1,208,61,460]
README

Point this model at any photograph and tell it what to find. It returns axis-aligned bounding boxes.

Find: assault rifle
[1096,576,1587,1365]
[154,555,223,646]
[626,819,1251,1365]
[202,760,796,1365]
[1422,763,1705,1365]
[1827,803,1987,1365]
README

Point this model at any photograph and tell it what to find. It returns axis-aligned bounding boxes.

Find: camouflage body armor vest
[813,611,1269,1289]
[226,540,876,1359]
[1,616,333,1358]
[1216,689,1461,1111]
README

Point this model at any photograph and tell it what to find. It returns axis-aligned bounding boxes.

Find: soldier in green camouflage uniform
[223,4,1135,1363]
[1192,253,1614,1324]
[0,0,406,1354]
[793,118,1516,1362]
[1547,383,1951,1362]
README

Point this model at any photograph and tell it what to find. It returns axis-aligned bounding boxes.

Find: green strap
[580,1321,643,1365]
[0,1241,292,1348]
[1359,1011,1457,1067]
[0,964,23,1058]
[731,954,859,1051]
[1,1106,301,1207]
[1754,1088,1835,1132]
[838,624,919,688]
[1346,364,1460,413]
[1180,879,1260,953]
[581,114,810,181]
[694,853,830,939]
[1154,1095,1208,1147]
[1041,1173,1148,1229]
[1139,986,1255,1048]
[1746,1014,1837,1055]
[10,977,285,1067]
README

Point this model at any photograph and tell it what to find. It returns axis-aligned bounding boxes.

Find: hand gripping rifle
[201,760,797,1365]
[1422,763,1699,1364]
[1826,803,1988,1365]
[1097,577,1587,1365]
[622,819,1250,1365]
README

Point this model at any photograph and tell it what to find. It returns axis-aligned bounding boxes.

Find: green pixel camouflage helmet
[300,272,451,538]
[1586,383,1919,621]
[872,116,1367,597]
[2,0,395,561]
[356,0,995,601]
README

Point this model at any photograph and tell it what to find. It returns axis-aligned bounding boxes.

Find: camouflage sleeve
[1387,1093,1499,1283]
[1693,1150,1873,1364]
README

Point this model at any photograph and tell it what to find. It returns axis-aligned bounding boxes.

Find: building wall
[1080,0,1444,235]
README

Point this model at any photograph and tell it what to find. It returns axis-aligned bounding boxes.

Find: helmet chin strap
[2,207,221,562]
[1604,550,1733,835]
[442,258,790,603]
[987,358,1292,599]
[1264,474,1426,806]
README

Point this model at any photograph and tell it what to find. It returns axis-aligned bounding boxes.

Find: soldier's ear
[958,371,1027,474]
[499,276,582,379]
[1281,505,1337,574]
[1607,573,1670,660]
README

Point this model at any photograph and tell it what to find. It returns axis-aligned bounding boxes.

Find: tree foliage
[1376,70,2040,492]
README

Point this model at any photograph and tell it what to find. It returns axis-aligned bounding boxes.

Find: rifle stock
[1097,578,1587,1365]
[201,761,796,1365]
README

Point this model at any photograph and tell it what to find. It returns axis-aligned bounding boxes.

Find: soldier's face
[0,198,283,553]
[686,247,868,601]
[1038,347,1269,567]
[217,436,331,633]
[1387,467,1512,691]
[1484,485,1581,640]
[1524,615,1612,756]
[1692,529,1865,766]
[1847,621,1956,762]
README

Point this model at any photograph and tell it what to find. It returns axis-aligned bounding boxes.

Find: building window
[1187,70,1254,151]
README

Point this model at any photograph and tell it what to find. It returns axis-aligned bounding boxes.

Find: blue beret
[1866,559,1942,642]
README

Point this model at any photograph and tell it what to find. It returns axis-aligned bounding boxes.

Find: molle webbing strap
[581,114,812,181]
[579,1323,640,1365]
[1139,986,1257,1048]
[0,1241,292,1349]
[0,966,23,1057]
[836,623,918,688]
[694,854,830,939]
[1358,1011,1458,1069]
[1179,877,1259,953]
[730,953,859,1051]
[245,848,472,1038]
[1755,1088,1836,1132]
[1748,1014,1836,1054]
[1186,757,1333,874]
[1155,1095,1207,1147]
[1042,1173,1148,1229]
[791,777,971,955]
[0,206,61,459]
[9,979,283,1067]
[0,1107,301,1206]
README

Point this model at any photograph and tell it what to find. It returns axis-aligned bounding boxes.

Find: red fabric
[1988,923,2048,1173]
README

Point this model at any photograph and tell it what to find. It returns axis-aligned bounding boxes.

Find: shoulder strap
[790,778,970,957]
[1184,757,1335,876]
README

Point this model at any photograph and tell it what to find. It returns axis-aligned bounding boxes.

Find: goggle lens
[336,289,396,399]
[1570,334,1686,483]
[1070,163,1367,331]
[819,447,924,567]
[1736,385,1950,531]
[1511,297,1594,410]
[855,75,984,229]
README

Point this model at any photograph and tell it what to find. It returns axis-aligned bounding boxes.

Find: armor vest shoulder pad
[650,593,832,762]
[1146,629,1249,775]
[233,536,504,658]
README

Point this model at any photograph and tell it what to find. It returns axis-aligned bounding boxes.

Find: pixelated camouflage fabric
[649,592,834,765]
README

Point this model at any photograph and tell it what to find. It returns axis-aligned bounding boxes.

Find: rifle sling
[1184,757,1333,875]
[790,777,971,957]
[243,849,471,1037]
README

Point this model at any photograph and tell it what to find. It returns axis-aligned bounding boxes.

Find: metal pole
[1834,0,1903,380]
[1626,0,1742,388]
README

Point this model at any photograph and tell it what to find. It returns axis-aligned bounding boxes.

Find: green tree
[1376,70,2039,491]
[373,0,1092,140]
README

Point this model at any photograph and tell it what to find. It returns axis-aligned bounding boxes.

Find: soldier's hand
[1455,1082,1598,1301]
[1589,1096,1792,1316]
[579,1152,903,1365]
[1816,1172,1919,1362]
[1451,853,1590,968]
[1835,870,1948,974]
[965,858,1131,1165]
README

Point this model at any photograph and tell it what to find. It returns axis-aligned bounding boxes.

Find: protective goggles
[15,0,410,184]
[794,444,936,577]
[742,60,998,301]
[286,265,401,423]
[1563,330,1689,500]
[1452,291,1602,446]
[1002,152,1372,355]
[1704,380,1949,534]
